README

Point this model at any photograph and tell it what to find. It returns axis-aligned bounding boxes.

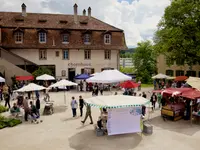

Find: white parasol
[36,74,55,80]
[15,83,46,92]
[152,73,170,79]
[49,79,78,104]
[0,76,5,82]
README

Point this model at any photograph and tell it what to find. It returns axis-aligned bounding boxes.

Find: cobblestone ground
[0,88,199,150]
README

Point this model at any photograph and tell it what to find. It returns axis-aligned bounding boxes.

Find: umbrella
[74,74,90,80]
[119,81,139,89]
[186,77,200,90]
[84,95,149,108]
[175,76,188,81]
[15,83,46,92]
[49,79,78,105]
[86,69,131,83]
[36,74,55,80]
[0,76,5,82]
[152,73,170,79]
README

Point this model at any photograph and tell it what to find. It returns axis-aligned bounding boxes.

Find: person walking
[142,92,147,98]
[4,93,11,109]
[157,92,162,109]
[150,93,157,110]
[71,97,78,117]
[99,83,104,95]
[81,104,93,124]
[36,98,41,116]
[79,95,84,117]
[23,97,30,121]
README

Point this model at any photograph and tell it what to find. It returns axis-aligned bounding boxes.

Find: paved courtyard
[0,88,199,150]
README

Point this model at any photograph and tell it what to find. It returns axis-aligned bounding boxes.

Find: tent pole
[64,89,66,105]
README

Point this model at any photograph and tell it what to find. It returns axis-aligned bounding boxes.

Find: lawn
[141,84,153,88]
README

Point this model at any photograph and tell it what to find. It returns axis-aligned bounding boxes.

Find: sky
[0,0,171,47]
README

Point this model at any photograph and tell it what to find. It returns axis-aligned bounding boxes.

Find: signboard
[68,63,91,67]
[107,107,142,136]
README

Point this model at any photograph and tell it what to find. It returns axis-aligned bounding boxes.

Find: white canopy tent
[15,83,46,92]
[49,79,78,104]
[36,74,55,80]
[0,76,5,82]
[86,69,131,83]
[91,72,100,76]
[152,73,170,79]
[186,77,200,90]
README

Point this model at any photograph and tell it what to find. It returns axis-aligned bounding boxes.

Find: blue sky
[0,0,170,47]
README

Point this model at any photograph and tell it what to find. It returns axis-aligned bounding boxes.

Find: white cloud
[0,0,171,47]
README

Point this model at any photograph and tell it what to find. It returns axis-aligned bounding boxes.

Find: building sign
[68,63,91,67]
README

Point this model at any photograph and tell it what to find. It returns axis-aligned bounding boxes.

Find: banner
[107,107,141,136]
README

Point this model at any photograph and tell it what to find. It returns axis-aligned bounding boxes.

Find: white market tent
[186,77,200,90]
[86,69,131,83]
[0,76,5,82]
[91,72,100,76]
[84,95,149,108]
[36,74,55,80]
[15,83,46,92]
[49,79,78,104]
[152,73,170,79]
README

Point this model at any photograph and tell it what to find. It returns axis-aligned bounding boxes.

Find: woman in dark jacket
[36,98,40,116]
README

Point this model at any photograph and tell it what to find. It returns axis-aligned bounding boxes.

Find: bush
[0,115,22,129]
[0,105,9,113]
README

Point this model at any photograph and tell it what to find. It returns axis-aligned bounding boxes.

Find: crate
[96,128,104,136]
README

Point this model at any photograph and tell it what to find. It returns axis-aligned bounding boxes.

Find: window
[39,49,47,60]
[14,32,23,43]
[81,68,95,74]
[84,34,91,44]
[166,70,174,76]
[176,70,184,76]
[101,68,114,71]
[105,50,111,59]
[39,32,46,43]
[104,34,111,44]
[63,50,69,60]
[62,34,69,43]
[55,51,59,57]
[186,71,196,77]
[176,58,184,65]
[166,58,174,65]
[61,70,66,76]
[84,50,91,59]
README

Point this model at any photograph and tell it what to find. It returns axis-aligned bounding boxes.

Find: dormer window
[14,32,23,43]
[84,34,91,44]
[39,32,46,43]
[104,34,111,44]
[62,34,69,44]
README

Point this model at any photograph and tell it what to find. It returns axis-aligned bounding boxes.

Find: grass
[141,84,153,88]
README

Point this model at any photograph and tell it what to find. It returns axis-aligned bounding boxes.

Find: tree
[133,41,157,83]
[32,66,53,77]
[119,66,135,74]
[154,0,200,65]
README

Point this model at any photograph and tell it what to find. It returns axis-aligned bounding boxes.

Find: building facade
[120,58,134,68]
[0,3,127,84]
[157,55,200,77]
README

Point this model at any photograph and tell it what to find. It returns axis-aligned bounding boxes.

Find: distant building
[120,58,134,68]
[157,55,200,77]
[0,3,127,84]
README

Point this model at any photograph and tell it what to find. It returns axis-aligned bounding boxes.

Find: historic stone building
[0,3,127,84]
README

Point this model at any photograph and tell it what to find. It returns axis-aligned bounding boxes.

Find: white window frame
[84,50,91,60]
[104,34,111,44]
[63,50,69,60]
[84,34,91,44]
[15,32,23,43]
[39,49,47,60]
[104,50,111,60]
[39,32,46,43]
[62,34,69,44]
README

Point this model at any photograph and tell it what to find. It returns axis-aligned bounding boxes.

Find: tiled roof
[0,12,123,31]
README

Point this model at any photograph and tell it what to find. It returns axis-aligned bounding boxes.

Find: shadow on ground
[69,130,142,150]
[150,116,200,136]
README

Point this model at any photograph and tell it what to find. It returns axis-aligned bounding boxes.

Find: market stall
[84,95,150,136]
[161,88,193,121]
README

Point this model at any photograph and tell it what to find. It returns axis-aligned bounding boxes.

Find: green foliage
[154,0,200,65]
[0,116,22,129]
[120,66,135,73]
[133,41,157,83]
[32,66,53,77]
[0,105,9,113]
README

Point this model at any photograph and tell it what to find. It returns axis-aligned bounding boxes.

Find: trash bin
[143,121,153,134]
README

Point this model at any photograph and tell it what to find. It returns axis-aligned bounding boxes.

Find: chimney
[88,7,91,18]
[73,3,78,24]
[83,9,86,16]
[21,3,27,17]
